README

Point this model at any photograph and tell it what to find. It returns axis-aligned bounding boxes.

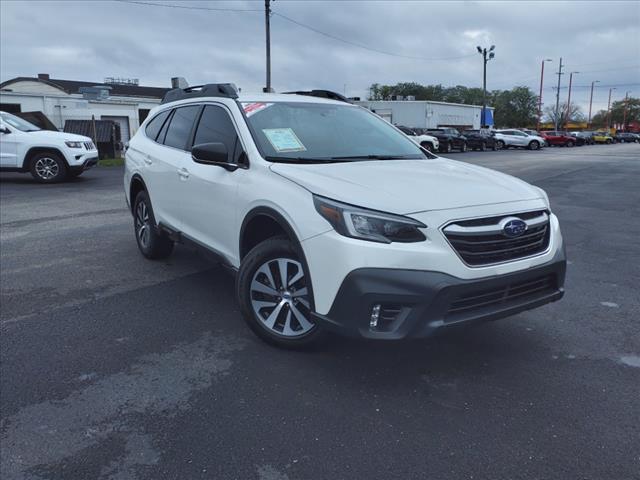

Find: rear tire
[443,142,452,154]
[480,142,487,152]
[29,152,67,183]
[132,191,174,260]
[237,237,324,349]
[496,140,505,150]
[565,141,575,148]
[460,142,467,152]
[606,139,612,144]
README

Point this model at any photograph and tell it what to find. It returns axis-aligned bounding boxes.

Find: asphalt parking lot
[1,144,639,480]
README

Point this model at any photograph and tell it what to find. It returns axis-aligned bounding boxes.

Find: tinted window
[193,105,239,159]
[145,110,171,141]
[163,105,201,150]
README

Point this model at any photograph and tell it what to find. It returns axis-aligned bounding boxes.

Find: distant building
[355,99,495,130]
[0,74,170,143]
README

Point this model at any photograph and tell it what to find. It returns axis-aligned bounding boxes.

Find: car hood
[26,130,92,143]
[270,157,543,214]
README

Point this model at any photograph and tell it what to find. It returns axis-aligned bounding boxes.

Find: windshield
[242,102,432,162]
[0,112,41,132]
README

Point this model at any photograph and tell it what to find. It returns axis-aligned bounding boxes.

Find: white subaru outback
[0,111,98,182]
[124,84,566,348]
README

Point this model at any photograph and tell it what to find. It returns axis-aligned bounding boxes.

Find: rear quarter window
[145,110,171,141]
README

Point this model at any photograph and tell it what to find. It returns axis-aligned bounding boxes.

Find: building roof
[0,76,170,99]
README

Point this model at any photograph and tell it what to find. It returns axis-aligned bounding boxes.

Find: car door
[176,103,245,261]
[147,104,201,231]
[0,123,19,167]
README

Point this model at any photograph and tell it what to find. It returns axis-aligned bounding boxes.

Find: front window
[242,102,432,163]
[0,112,40,132]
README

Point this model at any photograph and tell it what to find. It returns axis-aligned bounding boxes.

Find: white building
[0,74,169,142]
[355,99,495,130]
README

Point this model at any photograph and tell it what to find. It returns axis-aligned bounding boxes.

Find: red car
[540,131,577,147]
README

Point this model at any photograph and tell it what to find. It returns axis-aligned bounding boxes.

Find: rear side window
[144,110,171,141]
[193,105,240,160]
[163,105,201,150]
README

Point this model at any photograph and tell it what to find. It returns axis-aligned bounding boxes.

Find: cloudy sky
[1,0,639,113]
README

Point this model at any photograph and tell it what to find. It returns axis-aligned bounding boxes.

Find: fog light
[370,304,381,329]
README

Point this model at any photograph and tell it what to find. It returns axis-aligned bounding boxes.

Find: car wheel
[479,142,486,152]
[528,140,540,150]
[565,141,574,148]
[441,142,452,153]
[237,237,324,349]
[30,152,68,183]
[606,139,612,144]
[460,142,467,152]
[496,140,505,150]
[420,142,432,152]
[133,191,174,259]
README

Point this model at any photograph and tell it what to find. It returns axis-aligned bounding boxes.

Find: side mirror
[192,142,237,171]
[0,126,10,134]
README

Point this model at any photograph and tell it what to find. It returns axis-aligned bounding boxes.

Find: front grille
[83,141,95,150]
[443,211,550,266]
[446,274,556,319]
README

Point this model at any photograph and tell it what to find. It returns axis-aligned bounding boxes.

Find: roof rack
[283,90,352,104]
[161,83,238,104]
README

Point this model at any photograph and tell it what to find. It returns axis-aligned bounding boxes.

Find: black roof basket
[161,83,238,104]
[283,90,352,104]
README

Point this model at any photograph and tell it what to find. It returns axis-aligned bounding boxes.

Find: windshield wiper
[329,154,422,160]
[264,156,355,164]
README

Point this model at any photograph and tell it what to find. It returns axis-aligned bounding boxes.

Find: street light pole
[477,45,495,127]
[264,0,272,93]
[587,80,600,128]
[554,57,564,131]
[607,87,616,130]
[566,71,579,129]
[537,59,552,131]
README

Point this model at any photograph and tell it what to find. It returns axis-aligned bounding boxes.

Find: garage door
[101,115,131,143]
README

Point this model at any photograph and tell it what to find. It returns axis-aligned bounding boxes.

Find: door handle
[143,154,152,165]
[178,167,189,179]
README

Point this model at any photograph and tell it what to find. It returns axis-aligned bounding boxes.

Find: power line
[113,0,262,12]
[272,12,476,62]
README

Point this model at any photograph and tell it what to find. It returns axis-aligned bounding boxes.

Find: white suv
[494,129,546,150]
[396,125,439,152]
[124,84,566,348]
[0,111,99,182]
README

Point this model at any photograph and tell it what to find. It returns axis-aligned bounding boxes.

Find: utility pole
[607,87,616,130]
[565,71,579,129]
[587,80,599,128]
[554,57,564,131]
[476,45,495,127]
[622,91,631,131]
[537,59,552,131]
[264,0,272,92]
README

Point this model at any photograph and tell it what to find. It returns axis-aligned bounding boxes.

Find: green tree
[590,97,639,129]
[491,86,539,127]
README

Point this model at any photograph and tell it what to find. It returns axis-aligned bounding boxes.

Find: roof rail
[283,90,352,104]
[161,83,238,104]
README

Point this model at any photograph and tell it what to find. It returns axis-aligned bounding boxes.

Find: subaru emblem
[502,218,527,238]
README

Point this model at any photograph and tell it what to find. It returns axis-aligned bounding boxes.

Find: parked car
[540,131,578,147]
[424,128,467,153]
[614,132,639,143]
[493,129,546,150]
[462,129,499,151]
[592,131,614,144]
[124,84,566,348]
[570,131,595,145]
[396,125,439,152]
[0,111,98,182]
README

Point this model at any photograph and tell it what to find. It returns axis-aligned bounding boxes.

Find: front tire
[528,140,540,150]
[496,140,505,150]
[132,191,174,259]
[237,237,323,348]
[30,152,67,183]
[420,142,433,152]
[480,142,487,152]
[460,142,467,152]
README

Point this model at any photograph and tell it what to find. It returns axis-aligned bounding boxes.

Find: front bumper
[311,246,566,339]
[69,156,98,173]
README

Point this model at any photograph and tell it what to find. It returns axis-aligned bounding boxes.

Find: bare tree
[544,102,584,128]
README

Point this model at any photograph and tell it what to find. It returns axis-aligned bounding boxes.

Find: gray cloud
[1,0,639,112]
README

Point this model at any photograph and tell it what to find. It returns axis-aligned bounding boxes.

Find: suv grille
[446,274,556,319]
[83,141,95,150]
[443,210,550,266]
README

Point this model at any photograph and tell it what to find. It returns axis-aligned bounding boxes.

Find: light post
[537,59,552,131]
[554,57,564,131]
[607,87,616,130]
[264,0,272,93]
[587,80,600,128]
[622,91,631,131]
[477,45,495,127]
[566,71,579,128]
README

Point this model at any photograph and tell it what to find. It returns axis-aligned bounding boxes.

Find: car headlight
[65,141,83,148]
[313,195,426,243]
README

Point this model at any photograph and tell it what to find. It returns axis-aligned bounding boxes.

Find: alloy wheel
[34,157,59,180]
[250,257,313,337]
[135,201,151,248]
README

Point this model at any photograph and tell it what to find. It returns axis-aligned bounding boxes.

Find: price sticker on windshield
[262,128,307,153]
